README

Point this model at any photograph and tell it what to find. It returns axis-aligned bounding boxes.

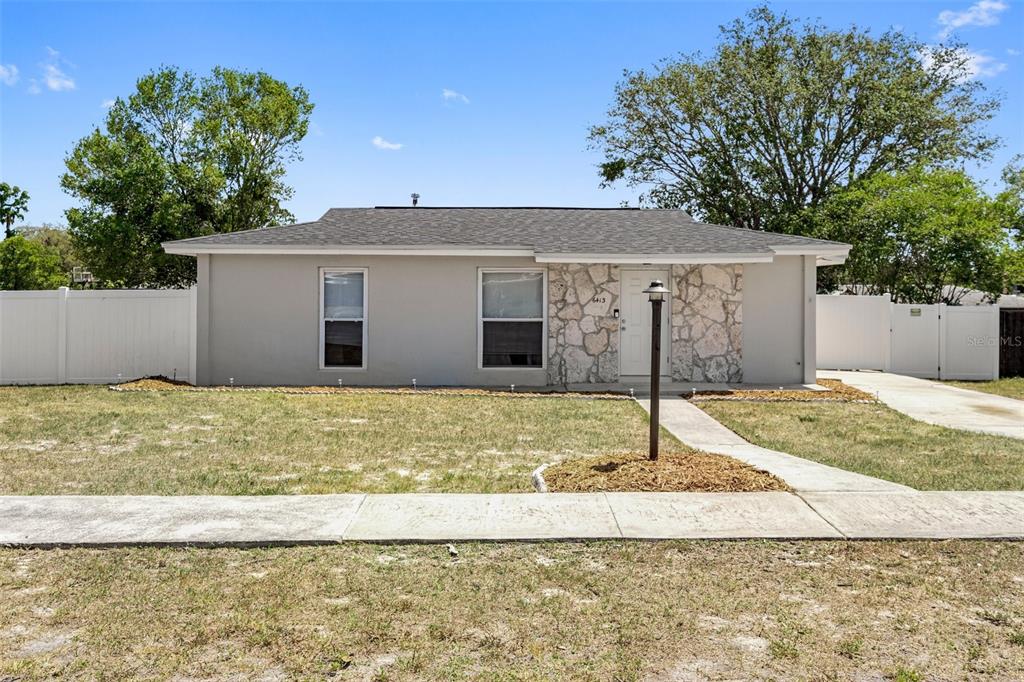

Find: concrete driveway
[820,370,1024,440]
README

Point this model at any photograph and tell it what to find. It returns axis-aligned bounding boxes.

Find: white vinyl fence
[0,287,196,385]
[817,295,1000,380]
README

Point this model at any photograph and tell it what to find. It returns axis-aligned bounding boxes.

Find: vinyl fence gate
[817,295,1000,380]
[0,287,196,385]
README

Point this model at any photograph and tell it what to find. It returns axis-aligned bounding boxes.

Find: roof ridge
[365,206,641,211]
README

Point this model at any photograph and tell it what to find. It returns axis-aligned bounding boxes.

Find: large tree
[62,67,313,287]
[0,182,30,239]
[997,156,1024,290]
[589,6,999,233]
[1000,156,1024,239]
[813,167,1012,304]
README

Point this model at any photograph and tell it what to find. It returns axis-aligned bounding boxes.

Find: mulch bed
[683,378,877,403]
[109,376,630,400]
[542,451,788,493]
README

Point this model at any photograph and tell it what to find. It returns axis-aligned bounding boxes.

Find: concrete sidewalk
[2,491,1023,546]
[820,370,1024,440]
[638,397,910,493]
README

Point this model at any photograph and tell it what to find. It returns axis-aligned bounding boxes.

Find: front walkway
[2,491,1024,545]
[820,370,1024,440]
[637,397,909,492]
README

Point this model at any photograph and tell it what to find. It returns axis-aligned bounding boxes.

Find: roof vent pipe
[411,193,420,207]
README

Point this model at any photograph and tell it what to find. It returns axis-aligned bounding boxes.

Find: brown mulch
[683,378,876,403]
[542,451,788,493]
[110,376,630,400]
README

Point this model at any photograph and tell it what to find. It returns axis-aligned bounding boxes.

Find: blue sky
[1,0,1022,227]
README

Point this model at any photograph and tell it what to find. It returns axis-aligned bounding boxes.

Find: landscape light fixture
[643,279,670,460]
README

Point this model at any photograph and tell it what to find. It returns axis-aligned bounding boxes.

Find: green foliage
[0,235,67,290]
[812,167,1012,303]
[18,225,84,277]
[62,66,313,288]
[589,5,999,233]
[994,157,1024,290]
[0,182,31,238]
[1000,155,1024,234]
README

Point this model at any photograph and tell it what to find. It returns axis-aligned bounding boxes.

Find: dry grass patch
[686,378,876,403]
[2,542,1023,680]
[0,385,670,495]
[944,377,1024,401]
[543,451,787,492]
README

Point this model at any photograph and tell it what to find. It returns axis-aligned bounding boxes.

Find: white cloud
[442,88,469,104]
[101,98,116,109]
[937,0,1008,39]
[921,45,1007,80]
[36,47,75,92]
[964,50,1008,77]
[27,81,41,95]
[42,63,75,91]
[1008,48,1022,56]
[0,64,19,86]
[372,135,402,150]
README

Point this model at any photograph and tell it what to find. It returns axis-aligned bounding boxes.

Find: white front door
[619,270,670,376]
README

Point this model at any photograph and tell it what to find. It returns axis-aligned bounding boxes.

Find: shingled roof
[163,207,849,263]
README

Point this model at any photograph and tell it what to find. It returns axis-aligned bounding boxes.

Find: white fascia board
[162,244,536,257]
[816,254,849,266]
[769,244,851,267]
[533,252,775,264]
[770,244,851,257]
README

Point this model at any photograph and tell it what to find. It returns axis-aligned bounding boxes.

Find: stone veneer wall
[670,264,743,383]
[547,264,620,385]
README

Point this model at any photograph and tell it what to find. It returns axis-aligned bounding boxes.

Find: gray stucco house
[163,207,849,387]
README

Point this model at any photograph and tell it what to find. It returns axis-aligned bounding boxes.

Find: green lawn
[945,377,1024,401]
[699,401,1024,490]
[3,541,1023,680]
[0,386,690,495]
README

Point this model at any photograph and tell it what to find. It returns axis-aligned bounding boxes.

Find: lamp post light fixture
[643,279,670,461]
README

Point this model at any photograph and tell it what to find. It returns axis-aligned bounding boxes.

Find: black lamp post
[643,279,670,461]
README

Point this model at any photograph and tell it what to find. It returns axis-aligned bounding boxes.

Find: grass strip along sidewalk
[2,541,1023,680]
[700,400,1024,490]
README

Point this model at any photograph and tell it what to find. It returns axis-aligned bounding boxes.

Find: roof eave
[162,243,852,265]
[533,252,775,264]
[161,243,536,257]
[768,244,851,267]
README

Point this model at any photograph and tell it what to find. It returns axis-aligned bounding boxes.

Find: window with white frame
[321,269,366,368]
[479,269,545,368]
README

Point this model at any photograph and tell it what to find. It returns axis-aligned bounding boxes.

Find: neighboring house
[836,284,1024,308]
[163,207,849,387]
[951,288,1024,308]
